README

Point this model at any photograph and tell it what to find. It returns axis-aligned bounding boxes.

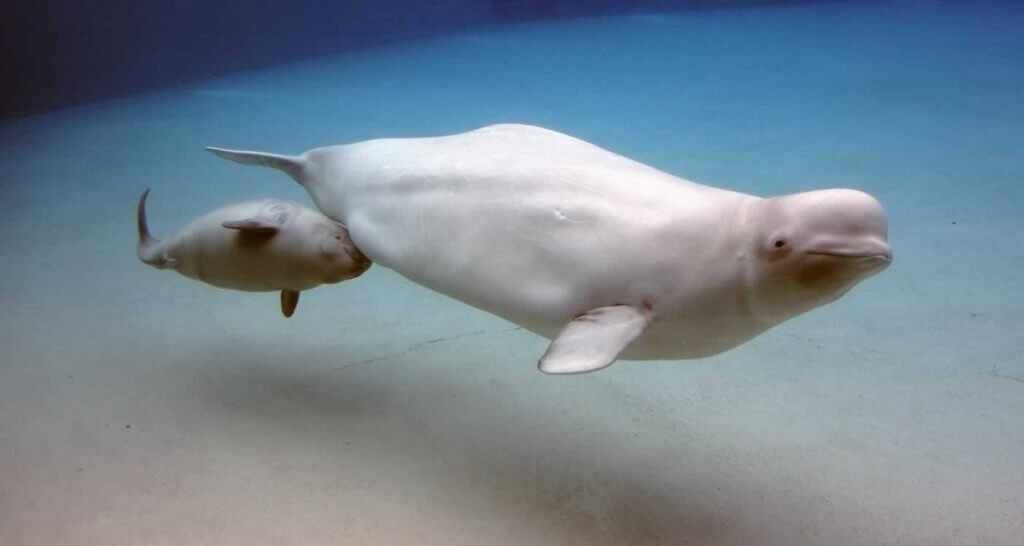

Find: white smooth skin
[137,194,370,292]
[209,124,891,368]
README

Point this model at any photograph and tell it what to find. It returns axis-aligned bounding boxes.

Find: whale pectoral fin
[280,289,300,318]
[221,219,280,235]
[538,305,651,375]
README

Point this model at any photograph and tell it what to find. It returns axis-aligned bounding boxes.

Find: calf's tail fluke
[205,146,307,184]
[136,189,168,268]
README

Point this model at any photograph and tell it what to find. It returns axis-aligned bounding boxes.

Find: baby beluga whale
[208,124,891,373]
[136,190,371,317]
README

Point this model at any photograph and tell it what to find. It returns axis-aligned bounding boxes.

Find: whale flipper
[281,289,300,318]
[538,305,651,374]
[206,147,307,183]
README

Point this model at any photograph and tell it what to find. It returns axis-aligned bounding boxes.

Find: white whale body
[208,124,891,373]
[136,190,371,317]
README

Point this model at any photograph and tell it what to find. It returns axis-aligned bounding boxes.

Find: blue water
[1,2,1022,544]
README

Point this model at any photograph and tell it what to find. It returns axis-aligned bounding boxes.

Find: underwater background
[1,1,1022,544]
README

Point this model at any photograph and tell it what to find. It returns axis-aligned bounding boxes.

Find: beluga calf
[135,189,371,317]
[208,124,891,373]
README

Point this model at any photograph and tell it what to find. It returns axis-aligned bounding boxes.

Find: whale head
[309,219,372,284]
[744,188,891,324]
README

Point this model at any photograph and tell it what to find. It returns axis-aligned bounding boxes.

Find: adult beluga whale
[208,124,891,374]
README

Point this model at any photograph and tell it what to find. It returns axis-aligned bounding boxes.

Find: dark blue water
[3,0,829,118]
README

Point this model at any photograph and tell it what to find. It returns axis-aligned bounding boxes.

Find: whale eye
[319,237,343,258]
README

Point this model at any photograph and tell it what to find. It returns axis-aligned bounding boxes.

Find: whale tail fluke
[205,147,307,184]
[136,189,175,269]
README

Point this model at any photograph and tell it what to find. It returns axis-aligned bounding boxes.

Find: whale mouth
[807,250,892,265]
[343,245,372,270]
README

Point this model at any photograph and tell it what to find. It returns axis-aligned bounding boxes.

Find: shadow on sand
[182,342,779,545]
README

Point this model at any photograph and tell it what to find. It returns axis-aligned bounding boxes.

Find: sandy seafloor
[1,2,1022,545]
